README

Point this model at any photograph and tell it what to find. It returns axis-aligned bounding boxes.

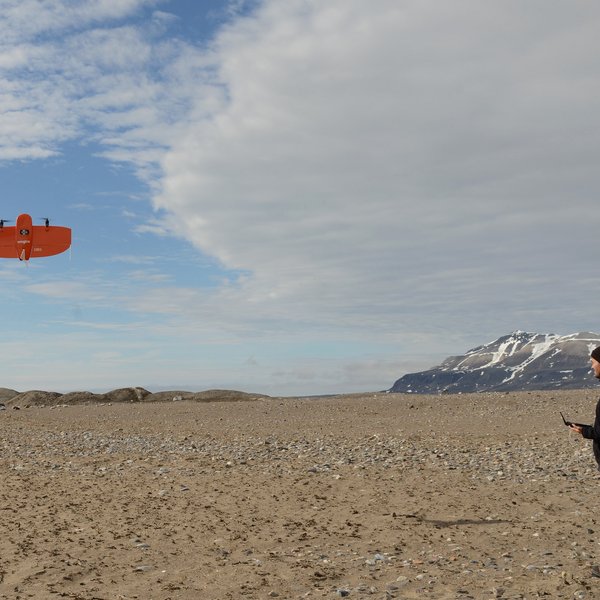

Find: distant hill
[0,387,269,407]
[389,331,600,394]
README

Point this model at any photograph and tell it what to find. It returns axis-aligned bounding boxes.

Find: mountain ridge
[389,331,600,394]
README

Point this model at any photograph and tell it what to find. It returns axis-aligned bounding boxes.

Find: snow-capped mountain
[389,331,600,394]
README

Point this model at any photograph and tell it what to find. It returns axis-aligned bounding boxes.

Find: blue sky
[0,0,599,396]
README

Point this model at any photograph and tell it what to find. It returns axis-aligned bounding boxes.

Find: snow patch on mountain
[390,331,600,394]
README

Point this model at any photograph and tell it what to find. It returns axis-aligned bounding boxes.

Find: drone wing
[30,225,71,258]
[0,227,18,258]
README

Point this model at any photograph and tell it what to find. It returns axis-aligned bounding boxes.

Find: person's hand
[569,424,583,435]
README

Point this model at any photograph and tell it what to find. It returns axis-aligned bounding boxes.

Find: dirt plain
[1,389,600,600]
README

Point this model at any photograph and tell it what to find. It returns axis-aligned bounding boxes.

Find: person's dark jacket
[581,398,600,469]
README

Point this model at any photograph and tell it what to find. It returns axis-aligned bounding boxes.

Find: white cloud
[0,0,188,168]
[0,0,160,42]
[133,219,171,236]
[25,280,108,302]
[152,0,600,349]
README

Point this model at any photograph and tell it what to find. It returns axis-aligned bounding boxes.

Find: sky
[0,0,599,396]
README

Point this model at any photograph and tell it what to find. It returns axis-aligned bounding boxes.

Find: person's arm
[571,402,599,437]
[577,424,595,439]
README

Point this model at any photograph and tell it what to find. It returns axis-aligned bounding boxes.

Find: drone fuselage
[0,213,71,261]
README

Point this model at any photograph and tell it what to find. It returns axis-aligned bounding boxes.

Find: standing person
[569,346,600,470]
[569,346,600,578]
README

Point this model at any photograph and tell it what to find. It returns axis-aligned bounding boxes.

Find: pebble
[0,422,594,482]
[133,565,152,572]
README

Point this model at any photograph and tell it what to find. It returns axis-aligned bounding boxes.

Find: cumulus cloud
[153,0,600,349]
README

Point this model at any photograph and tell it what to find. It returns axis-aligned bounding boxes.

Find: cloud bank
[155,0,600,344]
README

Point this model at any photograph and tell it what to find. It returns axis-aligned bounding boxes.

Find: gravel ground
[1,389,600,599]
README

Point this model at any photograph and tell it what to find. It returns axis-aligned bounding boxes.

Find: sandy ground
[1,389,600,600]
